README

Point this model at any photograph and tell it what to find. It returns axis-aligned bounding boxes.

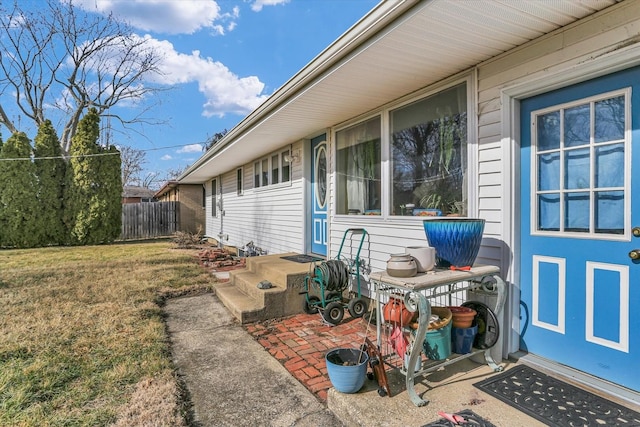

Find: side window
[282,150,291,182]
[237,168,243,196]
[254,162,260,188]
[211,178,217,217]
[261,158,269,186]
[336,116,382,215]
[271,154,280,184]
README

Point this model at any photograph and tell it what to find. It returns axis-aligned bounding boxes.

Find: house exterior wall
[326,74,478,278]
[476,0,640,280]
[205,141,306,254]
[176,185,205,234]
[156,185,204,233]
[200,1,640,280]
[156,188,178,202]
[323,1,640,296]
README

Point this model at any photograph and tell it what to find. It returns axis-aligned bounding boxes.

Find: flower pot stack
[448,306,478,354]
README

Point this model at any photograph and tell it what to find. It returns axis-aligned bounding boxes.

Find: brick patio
[244,312,378,402]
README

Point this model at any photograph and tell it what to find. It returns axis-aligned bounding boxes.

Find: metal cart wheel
[303,296,320,314]
[322,301,344,325]
[348,297,368,318]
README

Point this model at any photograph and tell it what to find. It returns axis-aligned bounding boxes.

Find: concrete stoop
[214,252,315,324]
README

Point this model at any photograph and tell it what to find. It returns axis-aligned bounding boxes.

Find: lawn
[0,241,214,426]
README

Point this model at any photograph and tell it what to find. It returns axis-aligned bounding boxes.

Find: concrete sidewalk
[164,293,341,426]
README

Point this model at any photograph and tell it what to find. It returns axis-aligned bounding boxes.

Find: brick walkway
[244,312,378,402]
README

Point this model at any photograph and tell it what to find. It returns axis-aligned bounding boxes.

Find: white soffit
[181,0,619,183]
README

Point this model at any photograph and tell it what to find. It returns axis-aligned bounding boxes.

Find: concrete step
[214,282,264,324]
[232,270,284,301]
[220,253,322,324]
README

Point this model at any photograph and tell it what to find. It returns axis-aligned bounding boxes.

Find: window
[252,148,292,190]
[533,91,627,235]
[261,158,269,186]
[271,154,279,184]
[254,161,260,188]
[236,168,243,195]
[281,150,291,182]
[336,116,381,215]
[390,83,467,216]
[211,178,217,217]
[202,186,206,208]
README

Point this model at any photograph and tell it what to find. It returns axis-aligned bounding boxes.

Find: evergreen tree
[66,108,121,244]
[0,132,40,248]
[34,120,66,245]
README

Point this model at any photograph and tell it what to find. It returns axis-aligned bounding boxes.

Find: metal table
[370,265,506,407]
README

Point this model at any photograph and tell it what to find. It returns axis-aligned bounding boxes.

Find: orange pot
[448,306,477,328]
[383,297,413,326]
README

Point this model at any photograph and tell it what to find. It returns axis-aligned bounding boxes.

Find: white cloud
[177,144,203,153]
[161,154,172,160]
[73,0,235,35]
[250,0,290,12]
[143,36,269,117]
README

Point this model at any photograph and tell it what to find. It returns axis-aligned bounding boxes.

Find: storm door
[519,67,640,391]
[311,135,327,256]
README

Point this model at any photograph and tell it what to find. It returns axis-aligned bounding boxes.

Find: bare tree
[120,145,146,187]
[0,0,165,155]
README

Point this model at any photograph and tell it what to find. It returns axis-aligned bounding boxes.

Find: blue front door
[520,67,640,391]
[311,135,327,256]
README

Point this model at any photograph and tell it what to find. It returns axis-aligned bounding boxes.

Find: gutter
[178,0,418,182]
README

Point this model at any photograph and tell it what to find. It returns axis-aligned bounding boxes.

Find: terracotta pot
[448,306,477,328]
[383,296,413,325]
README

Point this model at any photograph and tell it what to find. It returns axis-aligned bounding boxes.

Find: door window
[532,90,629,237]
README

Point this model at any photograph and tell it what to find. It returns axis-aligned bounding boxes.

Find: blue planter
[325,348,368,393]
[422,218,485,268]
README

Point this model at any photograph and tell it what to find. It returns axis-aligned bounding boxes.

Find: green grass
[0,242,214,426]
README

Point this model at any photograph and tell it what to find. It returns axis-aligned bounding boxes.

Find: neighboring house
[122,185,156,204]
[180,1,640,399]
[154,181,205,234]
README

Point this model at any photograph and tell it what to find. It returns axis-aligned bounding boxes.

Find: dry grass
[0,241,213,426]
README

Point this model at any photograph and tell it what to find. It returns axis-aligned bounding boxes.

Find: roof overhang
[179,0,620,184]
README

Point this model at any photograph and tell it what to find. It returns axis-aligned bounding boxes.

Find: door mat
[280,254,324,263]
[421,409,496,427]
[473,364,640,426]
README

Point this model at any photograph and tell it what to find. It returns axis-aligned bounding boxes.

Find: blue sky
[63,0,380,186]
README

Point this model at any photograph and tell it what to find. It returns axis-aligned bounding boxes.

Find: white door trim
[499,43,640,357]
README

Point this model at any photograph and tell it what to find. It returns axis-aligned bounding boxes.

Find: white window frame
[333,74,475,219]
[253,146,293,191]
[236,167,243,196]
[211,178,218,217]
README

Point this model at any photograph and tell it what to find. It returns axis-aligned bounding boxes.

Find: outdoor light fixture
[284,151,300,163]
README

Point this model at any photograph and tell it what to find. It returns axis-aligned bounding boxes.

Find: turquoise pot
[325,348,368,393]
[422,218,485,268]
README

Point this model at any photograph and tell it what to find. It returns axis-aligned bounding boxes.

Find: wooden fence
[120,201,178,240]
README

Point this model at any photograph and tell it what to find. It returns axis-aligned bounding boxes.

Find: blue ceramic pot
[422,218,485,268]
[325,348,368,393]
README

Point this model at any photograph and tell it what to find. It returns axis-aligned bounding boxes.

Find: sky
[3,0,379,188]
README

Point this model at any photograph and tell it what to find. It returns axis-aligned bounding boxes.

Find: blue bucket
[325,348,369,393]
[452,325,478,354]
[423,322,452,360]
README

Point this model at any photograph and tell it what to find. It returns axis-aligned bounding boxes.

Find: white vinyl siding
[205,141,305,255]
[476,0,640,274]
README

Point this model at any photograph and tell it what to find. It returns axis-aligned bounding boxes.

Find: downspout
[217,197,227,248]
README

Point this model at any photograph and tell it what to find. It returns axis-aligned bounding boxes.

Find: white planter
[405,246,435,272]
